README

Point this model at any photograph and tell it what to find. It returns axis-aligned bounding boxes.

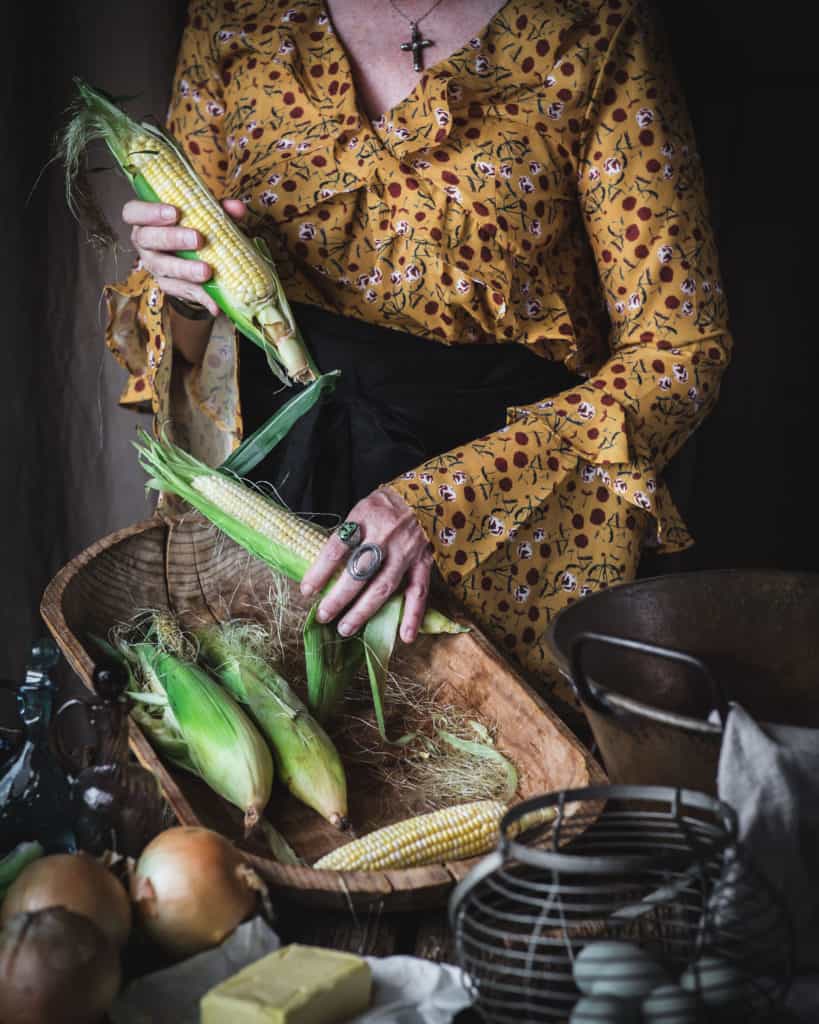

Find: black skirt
[239,302,582,525]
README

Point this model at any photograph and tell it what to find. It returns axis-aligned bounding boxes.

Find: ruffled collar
[303,0,514,151]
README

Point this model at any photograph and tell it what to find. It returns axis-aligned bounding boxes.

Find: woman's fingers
[300,487,431,638]
[122,200,178,226]
[142,250,212,284]
[300,533,354,599]
[222,198,247,220]
[121,198,245,323]
[336,565,407,637]
[154,278,219,316]
[130,225,202,252]
[399,554,433,643]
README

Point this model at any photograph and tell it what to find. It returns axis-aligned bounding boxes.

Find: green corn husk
[196,624,349,829]
[126,642,273,833]
[220,371,339,478]
[59,78,317,386]
[302,602,365,724]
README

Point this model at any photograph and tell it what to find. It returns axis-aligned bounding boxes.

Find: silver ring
[335,520,362,549]
[346,542,384,581]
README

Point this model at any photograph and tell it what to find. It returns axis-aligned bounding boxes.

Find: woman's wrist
[166,293,215,321]
[167,301,215,364]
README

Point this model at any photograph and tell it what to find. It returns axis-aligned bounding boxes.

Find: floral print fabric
[103,0,732,704]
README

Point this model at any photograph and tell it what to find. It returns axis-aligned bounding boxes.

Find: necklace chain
[388,0,447,26]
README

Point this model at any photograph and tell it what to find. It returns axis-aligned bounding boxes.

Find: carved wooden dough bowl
[41,514,604,910]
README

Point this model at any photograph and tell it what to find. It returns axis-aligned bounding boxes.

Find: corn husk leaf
[436,728,518,803]
[303,603,364,724]
[196,622,349,828]
[125,640,273,832]
[259,821,303,866]
[220,371,340,477]
[362,594,404,740]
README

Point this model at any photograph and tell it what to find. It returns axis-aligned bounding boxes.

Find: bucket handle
[569,632,730,725]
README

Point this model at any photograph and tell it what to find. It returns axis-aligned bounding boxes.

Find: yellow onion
[131,827,265,958]
[1,852,131,948]
[0,907,121,1024]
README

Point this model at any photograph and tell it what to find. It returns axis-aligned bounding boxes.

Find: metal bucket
[546,569,819,793]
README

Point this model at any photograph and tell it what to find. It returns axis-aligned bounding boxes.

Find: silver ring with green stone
[335,520,362,549]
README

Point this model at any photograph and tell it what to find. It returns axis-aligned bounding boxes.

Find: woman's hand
[121,197,247,317]
[300,487,433,644]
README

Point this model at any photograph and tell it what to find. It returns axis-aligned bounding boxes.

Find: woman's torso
[169,0,612,374]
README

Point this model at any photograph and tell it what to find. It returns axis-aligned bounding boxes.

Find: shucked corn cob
[193,472,327,579]
[313,801,556,871]
[60,79,316,386]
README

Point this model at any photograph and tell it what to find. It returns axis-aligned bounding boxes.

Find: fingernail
[301,584,315,598]
[337,621,352,636]
[316,606,329,623]
[401,629,414,643]
[161,205,176,221]
[185,231,198,248]
[197,264,211,281]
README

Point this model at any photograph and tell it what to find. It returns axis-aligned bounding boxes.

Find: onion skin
[0,907,121,1024]
[0,852,132,948]
[132,827,262,958]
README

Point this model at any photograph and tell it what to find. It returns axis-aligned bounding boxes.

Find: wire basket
[449,785,792,1022]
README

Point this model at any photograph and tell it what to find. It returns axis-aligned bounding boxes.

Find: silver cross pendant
[400,22,433,72]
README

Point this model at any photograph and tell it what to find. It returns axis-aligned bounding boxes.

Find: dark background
[1,1,818,678]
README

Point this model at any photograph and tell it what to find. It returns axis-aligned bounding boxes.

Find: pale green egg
[569,994,641,1023]
[642,983,700,1024]
[573,940,669,1000]
[680,955,748,1007]
[573,941,665,998]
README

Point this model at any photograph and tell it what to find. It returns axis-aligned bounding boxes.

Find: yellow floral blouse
[104,0,732,707]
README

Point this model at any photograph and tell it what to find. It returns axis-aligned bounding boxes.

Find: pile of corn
[107,615,347,841]
[107,614,541,872]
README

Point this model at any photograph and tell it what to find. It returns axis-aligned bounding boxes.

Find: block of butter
[200,943,373,1024]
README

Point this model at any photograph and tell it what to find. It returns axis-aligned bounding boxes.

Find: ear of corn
[137,431,327,582]
[60,78,317,387]
[195,624,349,829]
[313,801,556,871]
[128,642,273,833]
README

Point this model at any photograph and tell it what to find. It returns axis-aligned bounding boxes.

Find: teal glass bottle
[0,638,77,854]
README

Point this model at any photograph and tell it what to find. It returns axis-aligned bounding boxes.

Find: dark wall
[661,3,819,573]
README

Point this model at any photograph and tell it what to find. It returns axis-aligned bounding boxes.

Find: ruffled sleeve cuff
[103,264,242,466]
[388,389,697,591]
[103,266,165,411]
